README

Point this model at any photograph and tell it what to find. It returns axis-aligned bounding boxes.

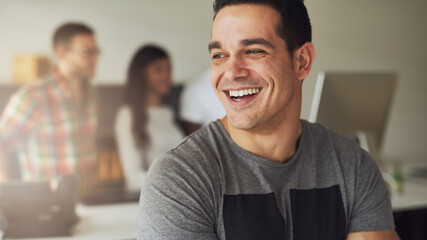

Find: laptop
[0,175,79,238]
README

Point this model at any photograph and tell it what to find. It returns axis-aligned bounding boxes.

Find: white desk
[388,160,427,212]
[7,203,139,240]
[392,180,427,212]
[72,203,138,240]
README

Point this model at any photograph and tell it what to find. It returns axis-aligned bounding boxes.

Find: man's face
[61,34,99,81]
[209,4,301,131]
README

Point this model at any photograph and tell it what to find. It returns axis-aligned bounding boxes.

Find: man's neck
[67,76,88,102]
[57,67,87,102]
[221,116,303,164]
[61,73,88,103]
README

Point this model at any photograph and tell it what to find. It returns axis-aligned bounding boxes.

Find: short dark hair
[52,22,94,49]
[213,0,311,53]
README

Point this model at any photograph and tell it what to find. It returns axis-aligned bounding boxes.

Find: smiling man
[138,1,399,239]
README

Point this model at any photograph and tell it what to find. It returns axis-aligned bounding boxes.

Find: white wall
[0,0,426,162]
[0,0,214,83]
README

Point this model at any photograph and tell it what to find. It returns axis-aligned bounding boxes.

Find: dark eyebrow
[241,38,275,49]
[208,41,222,52]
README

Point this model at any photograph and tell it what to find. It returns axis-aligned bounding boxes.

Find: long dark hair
[122,45,169,151]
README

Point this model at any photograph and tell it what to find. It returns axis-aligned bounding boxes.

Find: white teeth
[229,88,260,98]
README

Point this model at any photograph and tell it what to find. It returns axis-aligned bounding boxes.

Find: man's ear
[293,42,316,81]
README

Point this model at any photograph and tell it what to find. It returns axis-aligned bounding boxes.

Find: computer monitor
[309,71,397,167]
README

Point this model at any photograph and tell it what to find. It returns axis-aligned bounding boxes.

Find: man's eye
[247,49,266,55]
[212,53,225,59]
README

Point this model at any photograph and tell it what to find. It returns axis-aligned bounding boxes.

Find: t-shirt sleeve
[138,152,218,240]
[348,150,395,233]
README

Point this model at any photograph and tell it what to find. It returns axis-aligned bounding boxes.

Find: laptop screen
[0,175,79,238]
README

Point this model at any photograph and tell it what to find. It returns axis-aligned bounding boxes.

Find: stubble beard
[226,106,264,131]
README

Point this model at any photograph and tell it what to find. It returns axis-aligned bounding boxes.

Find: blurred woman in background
[115,45,184,191]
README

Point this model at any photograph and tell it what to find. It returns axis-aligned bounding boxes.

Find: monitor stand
[354,130,384,171]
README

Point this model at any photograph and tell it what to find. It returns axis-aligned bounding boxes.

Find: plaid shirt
[0,72,97,181]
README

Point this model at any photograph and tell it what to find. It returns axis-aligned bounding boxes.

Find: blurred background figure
[179,69,225,135]
[0,22,99,183]
[115,45,184,192]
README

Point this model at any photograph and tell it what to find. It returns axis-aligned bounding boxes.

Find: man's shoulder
[144,127,223,196]
[149,121,224,176]
[165,122,221,159]
[15,77,55,98]
[301,120,370,167]
[303,120,361,150]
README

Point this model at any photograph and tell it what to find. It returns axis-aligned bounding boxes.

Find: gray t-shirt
[138,120,394,240]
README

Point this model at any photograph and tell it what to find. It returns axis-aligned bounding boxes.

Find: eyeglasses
[69,47,101,58]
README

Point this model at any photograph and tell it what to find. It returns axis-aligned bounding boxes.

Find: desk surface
[73,203,138,240]
[392,180,427,212]
[7,203,138,240]
[387,160,427,212]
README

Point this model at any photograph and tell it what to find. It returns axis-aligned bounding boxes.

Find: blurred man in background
[0,22,99,183]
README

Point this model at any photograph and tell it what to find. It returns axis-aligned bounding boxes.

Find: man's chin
[227,114,259,131]
[79,71,95,82]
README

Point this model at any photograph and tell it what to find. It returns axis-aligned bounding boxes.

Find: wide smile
[225,87,262,103]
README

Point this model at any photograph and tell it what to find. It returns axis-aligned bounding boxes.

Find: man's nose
[224,55,250,81]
